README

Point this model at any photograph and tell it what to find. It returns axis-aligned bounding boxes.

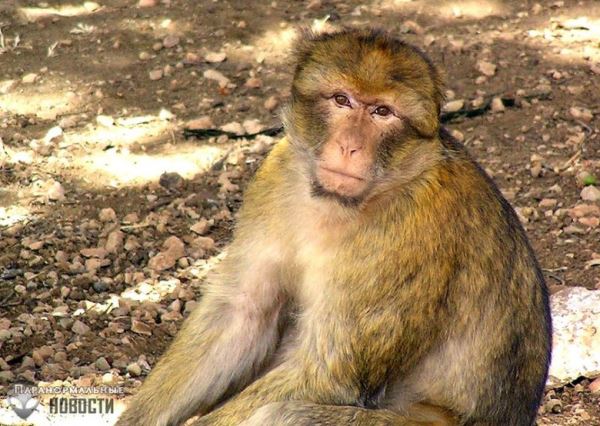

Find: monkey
[116,28,552,426]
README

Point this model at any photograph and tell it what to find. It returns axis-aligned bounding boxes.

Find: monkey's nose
[339,141,362,157]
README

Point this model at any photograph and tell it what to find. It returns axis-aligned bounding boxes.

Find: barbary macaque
[117,28,551,426]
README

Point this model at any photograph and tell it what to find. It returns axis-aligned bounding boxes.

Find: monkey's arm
[115,249,286,426]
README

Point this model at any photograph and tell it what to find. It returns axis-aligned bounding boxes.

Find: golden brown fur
[116,29,551,426]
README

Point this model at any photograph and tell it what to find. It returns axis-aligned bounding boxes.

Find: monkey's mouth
[318,166,366,182]
[313,166,369,202]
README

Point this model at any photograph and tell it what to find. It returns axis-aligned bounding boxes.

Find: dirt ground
[0,0,599,424]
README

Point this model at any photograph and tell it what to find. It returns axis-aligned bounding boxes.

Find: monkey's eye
[373,106,392,117]
[334,94,351,107]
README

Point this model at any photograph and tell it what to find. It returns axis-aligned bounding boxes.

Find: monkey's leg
[193,361,456,426]
[116,254,285,426]
[241,401,456,426]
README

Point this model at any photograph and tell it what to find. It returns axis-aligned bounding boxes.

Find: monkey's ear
[290,24,347,69]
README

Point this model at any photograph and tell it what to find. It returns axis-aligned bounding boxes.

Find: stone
[126,362,142,376]
[476,60,497,77]
[105,230,124,253]
[205,52,227,63]
[99,208,117,222]
[547,287,600,388]
[95,357,110,371]
[22,73,38,84]
[581,186,600,202]
[163,236,185,259]
[443,99,464,113]
[190,219,210,235]
[186,116,214,130]
[71,320,91,335]
[131,319,152,336]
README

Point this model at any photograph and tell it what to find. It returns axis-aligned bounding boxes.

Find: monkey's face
[310,91,402,202]
[288,29,444,205]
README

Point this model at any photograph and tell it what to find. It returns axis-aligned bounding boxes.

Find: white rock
[44,126,63,143]
[243,119,264,134]
[547,287,600,388]
[491,97,505,112]
[99,207,117,222]
[205,52,227,63]
[443,99,464,113]
[221,121,245,135]
[22,73,38,84]
[186,116,214,129]
[203,69,231,88]
[149,69,163,81]
[476,60,497,77]
[46,180,65,201]
[581,186,600,202]
[190,219,210,235]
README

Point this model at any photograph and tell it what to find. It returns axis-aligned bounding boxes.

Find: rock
[105,230,124,253]
[569,106,593,123]
[590,377,600,393]
[86,258,110,272]
[221,121,245,135]
[126,362,142,376]
[139,51,152,61]
[149,69,163,81]
[71,320,91,335]
[183,52,202,65]
[545,398,562,413]
[138,0,157,6]
[244,77,262,89]
[579,217,599,228]
[0,79,18,94]
[96,115,114,127]
[203,69,231,88]
[539,198,557,209]
[148,251,177,271]
[190,219,210,235]
[443,99,464,113]
[476,60,497,77]
[568,204,600,218]
[242,119,264,134]
[99,208,117,222]
[46,180,65,201]
[80,247,108,258]
[162,35,180,48]
[95,357,110,371]
[186,116,214,130]
[191,236,215,251]
[22,73,38,84]
[264,95,279,112]
[491,97,505,112]
[205,52,227,63]
[163,236,185,259]
[58,115,79,129]
[399,20,424,34]
[563,225,585,235]
[0,371,15,383]
[92,281,109,293]
[547,287,600,388]
[581,186,600,202]
[307,0,322,10]
[159,172,185,190]
[44,126,63,143]
[131,319,152,336]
